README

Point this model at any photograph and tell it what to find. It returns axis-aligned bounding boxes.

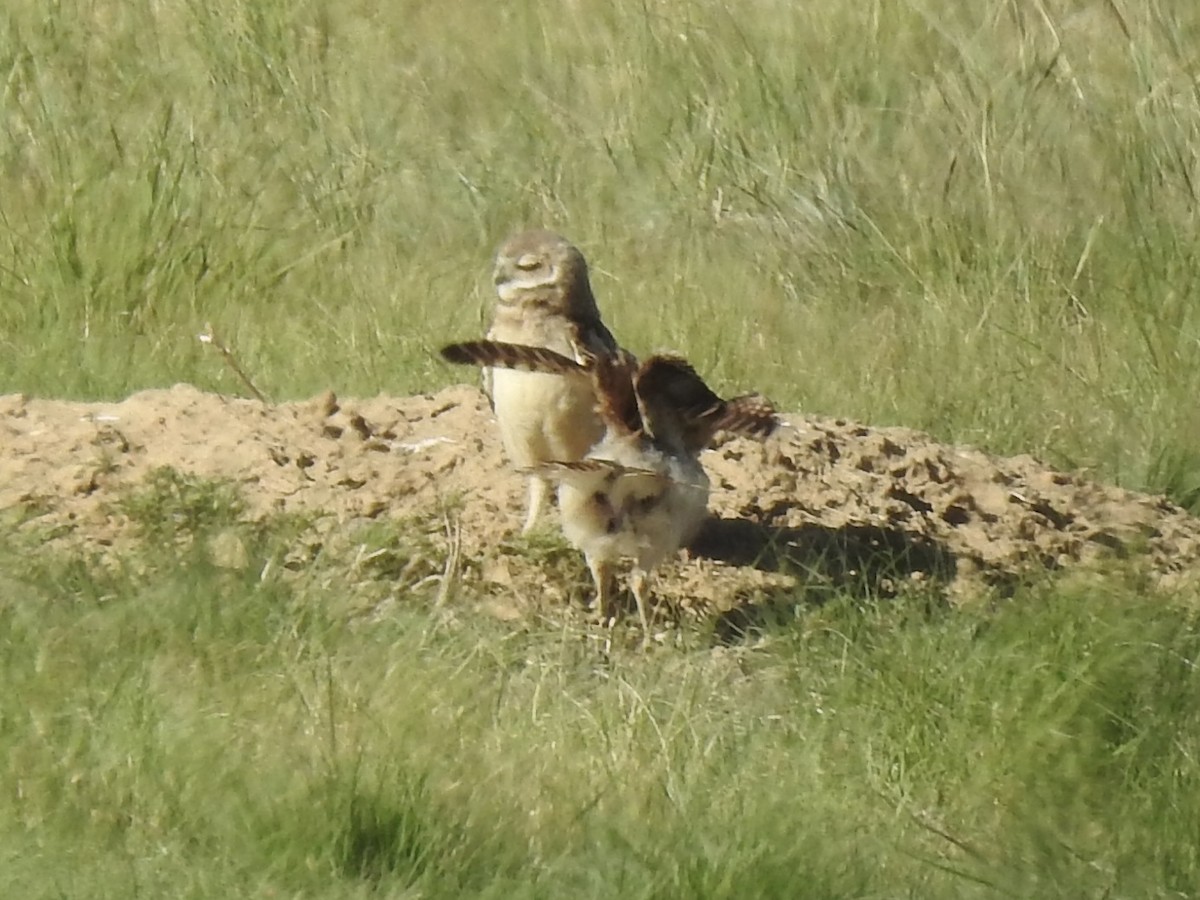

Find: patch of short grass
[2,520,1198,898]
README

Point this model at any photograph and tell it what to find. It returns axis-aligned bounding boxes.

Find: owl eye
[515,254,542,271]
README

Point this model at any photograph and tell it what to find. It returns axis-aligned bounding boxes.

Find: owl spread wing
[440,340,587,375]
[634,355,780,453]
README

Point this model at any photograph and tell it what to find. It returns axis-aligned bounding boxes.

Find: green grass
[3,508,1199,898]
[5,0,1200,895]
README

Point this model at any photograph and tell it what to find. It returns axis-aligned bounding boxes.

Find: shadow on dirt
[689,515,960,643]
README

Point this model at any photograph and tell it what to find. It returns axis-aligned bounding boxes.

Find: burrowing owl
[440,339,779,635]
[480,230,621,533]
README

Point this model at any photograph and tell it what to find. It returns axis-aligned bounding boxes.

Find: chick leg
[588,555,617,625]
[521,475,552,533]
[629,566,653,640]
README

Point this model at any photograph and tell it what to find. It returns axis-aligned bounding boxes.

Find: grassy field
[4,0,1200,896]
[4,496,1200,899]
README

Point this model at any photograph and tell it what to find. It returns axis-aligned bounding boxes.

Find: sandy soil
[3,384,1199,626]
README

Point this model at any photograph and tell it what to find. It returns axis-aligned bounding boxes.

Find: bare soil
[3,384,1199,625]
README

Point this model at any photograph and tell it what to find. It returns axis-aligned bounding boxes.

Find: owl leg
[521,474,552,533]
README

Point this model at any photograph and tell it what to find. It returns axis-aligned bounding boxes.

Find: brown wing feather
[439,340,584,375]
[634,355,721,410]
[710,394,780,439]
[567,317,621,358]
[588,348,642,437]
[520,459,661,479]
[634,355,725,452]
[520,459,702,489]
[634,356,780,451]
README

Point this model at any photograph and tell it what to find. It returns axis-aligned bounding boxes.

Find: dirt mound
[3,384,1199,621]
